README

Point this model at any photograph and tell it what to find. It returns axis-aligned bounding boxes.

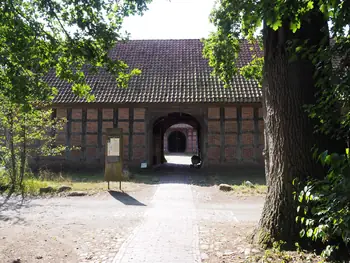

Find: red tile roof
[48,39,262,104]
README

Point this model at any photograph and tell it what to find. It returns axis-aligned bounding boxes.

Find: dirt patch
[198,221,323,263]
[189,168,266,197]
[0,184,156,263]
[0,225,77,263]
[192,183,264,204]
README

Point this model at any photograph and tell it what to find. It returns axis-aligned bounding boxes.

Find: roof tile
[49,39,262,104]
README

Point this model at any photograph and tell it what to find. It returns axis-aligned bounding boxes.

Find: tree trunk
[257,10,332,247]
[19,120,26,196]
[9,111,17,194]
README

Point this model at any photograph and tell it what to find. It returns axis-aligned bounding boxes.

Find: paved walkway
[113,175,200,263]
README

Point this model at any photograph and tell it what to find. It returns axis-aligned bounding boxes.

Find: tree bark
[257,9,333,247]
[9,111,17,194]
[19,120,26,196]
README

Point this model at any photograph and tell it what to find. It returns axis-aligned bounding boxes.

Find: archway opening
[168,130,186,153]
[151,112,201,167]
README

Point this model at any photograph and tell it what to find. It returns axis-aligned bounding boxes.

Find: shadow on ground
[0,197,35,224]
[131,163,266,187]
[18,162,266,189]
[108,190,146,206]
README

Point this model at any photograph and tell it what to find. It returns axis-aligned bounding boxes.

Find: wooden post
[66,108,72,160]
[113,108,118,128]
[236,106,242,161]
[81,108,87,161]
[128,108,133,162]
[97,109,103,162]
[253,107,260,161]
[220,107,225,163]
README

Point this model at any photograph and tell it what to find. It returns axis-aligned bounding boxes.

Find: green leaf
[290,21,301,33]
[272,19,282,31]
[307,228,314,237]
[325,154,332,165]
[318,151,329,166]
[300,229,306,238]
[307,1,314,10]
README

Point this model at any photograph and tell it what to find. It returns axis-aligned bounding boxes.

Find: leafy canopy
[0,0,151,104]
[203,0,349,85]
[203,0,349,141]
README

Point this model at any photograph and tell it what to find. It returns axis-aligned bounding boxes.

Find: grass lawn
[1,165,267,196]
[0,170,158,196]
[189,165,267,196]
[212,166,267,196]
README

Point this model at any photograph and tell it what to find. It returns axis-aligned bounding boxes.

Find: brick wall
[41,106,147,170]
[207,106,263,165]
[132,108,146,163]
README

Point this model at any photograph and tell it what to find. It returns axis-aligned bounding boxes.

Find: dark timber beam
[129,108,134,162]
[66,108,72,160]
[220,107,225,163]
[81,108,87,161]
[236,106,242,161]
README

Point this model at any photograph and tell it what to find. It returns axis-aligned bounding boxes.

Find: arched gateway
[151,112,203,166]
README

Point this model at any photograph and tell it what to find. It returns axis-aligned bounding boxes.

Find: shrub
[22,178,49,195]
[295,149,350,258]
[0,97,66,196]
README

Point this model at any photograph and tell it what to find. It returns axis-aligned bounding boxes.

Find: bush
[22,178,49,195]
[0,98,66,196]
[295,149,350,258]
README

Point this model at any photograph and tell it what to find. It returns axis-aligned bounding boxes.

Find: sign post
[104,128,123,190]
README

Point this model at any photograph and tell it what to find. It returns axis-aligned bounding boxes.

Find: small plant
[22,178,49,195]
[272,240,286,252]
[296,149,350,258]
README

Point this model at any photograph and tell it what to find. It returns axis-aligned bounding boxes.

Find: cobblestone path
[113,175,200,263]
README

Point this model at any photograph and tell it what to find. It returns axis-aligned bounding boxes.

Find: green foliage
[305,37,350,141]
[246,239,322,263]
[0,0,150,105]
[240,56,264,86]
[203,0,349,87]
[0,94,67,194]
[22,177,49,195]
[202,34,241,86]
[296,149,350,258]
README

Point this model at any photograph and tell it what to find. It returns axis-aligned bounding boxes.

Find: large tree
[0,0,150,194]
[203,0,349,247]
[0,0,150,105]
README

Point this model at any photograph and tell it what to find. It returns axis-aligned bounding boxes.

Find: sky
[122,0,217,39]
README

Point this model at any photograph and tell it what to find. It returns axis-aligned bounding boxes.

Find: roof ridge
[118,39,202,42]
[119,38,250,42]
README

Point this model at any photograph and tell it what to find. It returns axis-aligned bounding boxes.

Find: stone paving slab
[113,179,200,263]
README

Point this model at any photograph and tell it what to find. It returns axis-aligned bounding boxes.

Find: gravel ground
[192,184,323,263]
[191,184,264,262]
[0,169,268,263]
[0,185,156,263]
